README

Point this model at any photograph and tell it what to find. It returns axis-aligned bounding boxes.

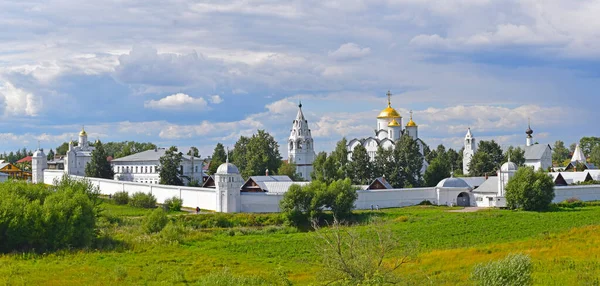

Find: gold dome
[406,111,417,127]
[388,119,401,127]
[377,90,401,119]
[79,127,87,136]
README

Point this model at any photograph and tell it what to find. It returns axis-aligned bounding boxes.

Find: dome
[32,149,45,158]
[217,162,239,174]
[406,119,417,127]
[501,161,518,172]
[436,177,470,188]
[79,128,87,136]
[378,106,401,119]
[388,119,401,127]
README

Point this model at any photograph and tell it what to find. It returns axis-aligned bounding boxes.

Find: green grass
[100,198,186,217]
[2,204,600,285]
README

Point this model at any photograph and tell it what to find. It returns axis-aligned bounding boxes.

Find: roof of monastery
[241,175,294,192]
[112,148,201,162]
[261,181,310,193]
[217,162,239,174]
[460,176,487,189]
[471,177,499,193]
[367,177,393,190]
[250,175,293,183]
[571,144,586,163]
[377,91,401,119]
[523,144,551,160]
[436,177,471,188]
[549,172,594,185]
[501,161,518,171]
[16,156,32,163]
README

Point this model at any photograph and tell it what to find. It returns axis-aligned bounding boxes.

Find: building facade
[288,102,315,181]
[65,128,94,176]
[463,128,477,175]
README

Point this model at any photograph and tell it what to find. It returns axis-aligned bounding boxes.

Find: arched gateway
[457,192,470,207]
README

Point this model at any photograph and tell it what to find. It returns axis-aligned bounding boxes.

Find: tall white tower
[32,148,47,184]
[463,128,477,175]
[214,153,243,213]
[288,102,315,181]
[405,111,418,140]
[78,126,88,148]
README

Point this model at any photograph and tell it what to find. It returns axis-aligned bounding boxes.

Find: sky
[1,0,599,158]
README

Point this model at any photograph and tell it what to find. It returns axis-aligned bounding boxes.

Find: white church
[347,91,428,173]
[288,102,315,181]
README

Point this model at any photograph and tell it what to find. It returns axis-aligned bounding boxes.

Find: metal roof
[111,148,201,162]
[436,177,471,188]
[523,144,551,160]
[460,177,488,188]
[249,176,292,183]
[262,181,310,193]
[472,177,499,193]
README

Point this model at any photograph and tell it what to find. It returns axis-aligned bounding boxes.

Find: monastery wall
[241,193,285,213]
[43,171,217,211]
[554,185,600,203]
[356,187,436,209]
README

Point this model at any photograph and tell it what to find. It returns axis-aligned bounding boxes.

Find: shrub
[418,200,433,206]
[505,168,555,211]
[142,208,169,234]
[164,196,183,212]
[0,175,99,253]
[129,192,156,208]
[113,191,129,205]
[555,197,584,209]
[160,221,187,243]
[471,253,533,286]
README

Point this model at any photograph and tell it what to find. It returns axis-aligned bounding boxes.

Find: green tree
[569,143,577,153]
[325,178,358,219]
[209,143,227,175]
[348,145,373,185]
[503,146,525,166]
[469,140,503,176]
[159,146,183,186]
[84,140,115,179]
[579,137,600,155]
[552,140,570,166]
[233,130,282,179]
[330,138,349,180]
[424,157,451,187]
[392,135,423,188]
[55,142,70,155]
[590,145,600,167]
[277,161,303,181]
[187,146,199,157]
[373,146,393,181]
[46,149,55,161]
[505,167,555,211]
[447,148,463,176]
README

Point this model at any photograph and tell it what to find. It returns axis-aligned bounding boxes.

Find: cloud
[210,95,223,104]
[144,93,209,110]
[0,80,40,116]
[328,43,371,60]
[266,99,297,114]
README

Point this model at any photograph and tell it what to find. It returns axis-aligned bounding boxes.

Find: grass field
[1,202,600,285]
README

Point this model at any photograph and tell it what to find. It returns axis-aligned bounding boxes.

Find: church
[346,91,428,173]
[288,102,315,181]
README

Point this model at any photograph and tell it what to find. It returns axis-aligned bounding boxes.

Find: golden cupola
[388,119,401,127]
[377,90,401,119]
[406,111,417,127]
[79,126,87,136]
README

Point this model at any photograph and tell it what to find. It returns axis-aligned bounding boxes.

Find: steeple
[387,90,392,107]
[289,102,315,181]
[526,118,534,146]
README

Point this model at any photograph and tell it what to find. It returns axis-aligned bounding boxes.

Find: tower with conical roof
[405,110,418,140]
[463,128,477,175]
[288,101,315,181]
[526,119,534,147]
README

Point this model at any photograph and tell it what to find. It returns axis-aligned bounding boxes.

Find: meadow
[1,200,600,285]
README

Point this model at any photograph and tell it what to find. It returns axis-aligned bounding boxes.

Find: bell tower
[463,128,477,175]
[288,101,315,181]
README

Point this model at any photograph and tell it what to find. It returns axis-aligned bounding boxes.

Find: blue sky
[1,0,599,157]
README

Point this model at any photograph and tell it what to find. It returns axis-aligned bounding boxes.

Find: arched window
[298,140,303,149]
[289,141,294,150]
[135,166,138,173]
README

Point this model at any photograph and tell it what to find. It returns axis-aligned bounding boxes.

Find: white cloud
[328,43,371,60]
[144,93,208,110]
[266,98,297,114]
[0,80,40,116]
[210,95,223,104]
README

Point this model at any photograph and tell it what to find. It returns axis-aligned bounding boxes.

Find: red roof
[16,156,32,163]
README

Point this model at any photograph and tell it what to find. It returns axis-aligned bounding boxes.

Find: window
[180,166,183,174]
[195,166,198,172]
[135,166,138,173]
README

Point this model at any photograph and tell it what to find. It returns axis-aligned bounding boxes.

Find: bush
[164,196,183,212]
[505,168,555,211]
[177,212,285,229]
[471,253,533,286]
[418,200,433,206]
[142,208,169,234]
[0,175,99,253]
[160,221,187,243]
[113,191,129,205]
[129,192,157,208]
[555,197,584,209]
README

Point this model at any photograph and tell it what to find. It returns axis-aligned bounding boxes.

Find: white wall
[241,193,285,213]
[554,185,600,203]
[43,169,64,184]
[356,187,436,209]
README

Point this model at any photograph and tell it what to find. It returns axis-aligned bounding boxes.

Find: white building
[288,102,315,181]
[111,148,204,184]
[65,127,94,176]
[522,122,552,171]
[565,144,597,171]
[462,128,477,175]
[347,91,428,173]
[214,157,244,213]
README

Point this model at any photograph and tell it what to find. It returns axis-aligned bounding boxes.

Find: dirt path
[447,207,487,213]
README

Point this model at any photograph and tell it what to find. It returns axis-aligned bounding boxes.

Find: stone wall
[554,185,600,203]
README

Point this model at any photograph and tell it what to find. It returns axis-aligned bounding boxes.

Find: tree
[373,146,393,181]
[311,152,330,182]
[392,135,423,188]
[469,140,503,176]
[579,137,600,156]
[325,178,358,219]
[424,157,451,187]
[503,146,525,166]
[569,143,577,153]
[84,140,115,179]
[209,143,227,175]
[505,167,555,211]
[159,146,183,186]
[330,138,349,180]
[348,145,373,185]
[46,149,55,161]
[590,145,600,167]
[277,161,303,181]
[552,141,570,166]
[187,146,199,157]
[447,148,463,176]
[232,130,282,179]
